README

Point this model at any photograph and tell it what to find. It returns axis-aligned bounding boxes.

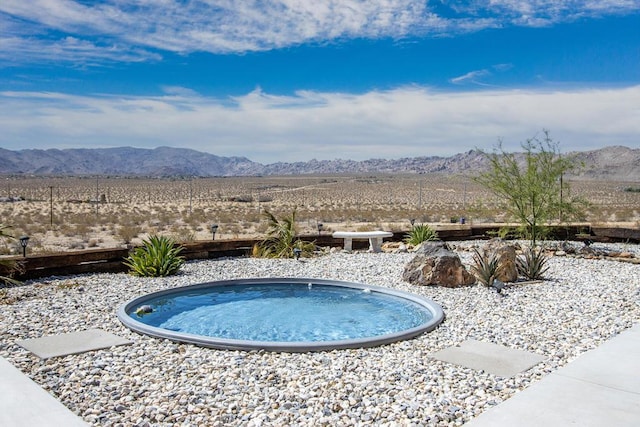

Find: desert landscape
[1,174,638,255]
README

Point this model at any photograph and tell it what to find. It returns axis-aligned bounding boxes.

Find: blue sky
[1,1,639,163]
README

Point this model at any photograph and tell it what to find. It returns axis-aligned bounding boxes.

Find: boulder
[482,239,518,283]
[403,242,476,288]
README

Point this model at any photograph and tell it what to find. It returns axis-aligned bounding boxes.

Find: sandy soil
[1,175,638,255]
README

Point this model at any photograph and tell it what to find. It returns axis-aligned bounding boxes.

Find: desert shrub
[170,227,196,243]
[0,224,21,286]
[124,235,185,277]
[404,223,438,246]
[253,209,315,258]
[68,241,86,250]
[118,224,142,244]
[517,246,549,280]
[470,248,503,287]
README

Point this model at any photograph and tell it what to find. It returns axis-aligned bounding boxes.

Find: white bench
[332,231,393,253]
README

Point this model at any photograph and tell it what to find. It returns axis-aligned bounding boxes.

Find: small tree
[475,130,587,245]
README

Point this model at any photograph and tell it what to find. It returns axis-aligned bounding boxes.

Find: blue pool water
[118,278,444,351]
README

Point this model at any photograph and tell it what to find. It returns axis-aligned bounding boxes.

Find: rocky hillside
[0,145,638,180]
[0,147,259,176]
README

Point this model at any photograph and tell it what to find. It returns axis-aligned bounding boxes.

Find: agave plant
[253,209,316,258]
[470,248,504,287]
[124,235,185,277]
[404,223,438,246]
[517,246,549,280]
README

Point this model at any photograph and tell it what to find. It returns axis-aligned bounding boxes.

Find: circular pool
[117,278,444,352]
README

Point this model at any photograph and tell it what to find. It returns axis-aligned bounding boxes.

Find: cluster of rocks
[401,239,521,288]
[397,238,639,288]
[547,241,637,261]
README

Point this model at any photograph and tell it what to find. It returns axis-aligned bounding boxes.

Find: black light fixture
[317,222,323,235]
[293,248,302,260]
[410,218,416,226]
[492,279,506,295]
[19,235,29,257]
[211,224,219,240]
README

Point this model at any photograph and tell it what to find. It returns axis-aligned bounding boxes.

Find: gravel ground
[1,241,639,426]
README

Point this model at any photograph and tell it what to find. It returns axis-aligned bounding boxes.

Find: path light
[492,279,505,295]
[211,224,219,240]
[19,235,29,257]
[410,218,416,227]
[317,222,323,235]
[293,248,302,260]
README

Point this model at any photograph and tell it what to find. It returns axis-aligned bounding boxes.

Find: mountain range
[0,146,638,180]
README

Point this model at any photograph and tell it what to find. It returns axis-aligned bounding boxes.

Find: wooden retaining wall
[1,224,637,281]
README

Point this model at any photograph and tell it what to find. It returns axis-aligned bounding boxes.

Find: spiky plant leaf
[404,224,438,246]
[254,209,316,258]
[517,246,549,280]
[124,235,185,277]
[470,248,504,287]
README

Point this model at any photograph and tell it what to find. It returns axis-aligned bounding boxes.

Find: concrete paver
[16,328,132,359]
[431,339,547,377]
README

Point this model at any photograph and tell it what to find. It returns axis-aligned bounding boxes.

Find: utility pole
[49,186,54,227]
[95,176,99,217]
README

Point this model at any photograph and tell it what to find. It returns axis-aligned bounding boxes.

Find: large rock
[482,239,518,282]
[403,242,476,288]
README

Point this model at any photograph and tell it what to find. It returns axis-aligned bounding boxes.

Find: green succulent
[470,248,503,287]
[124,235,185,277]
[404,223,438,246]
[517,246,549,280]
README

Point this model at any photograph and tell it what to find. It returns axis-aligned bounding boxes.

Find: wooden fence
[1,224,637,281]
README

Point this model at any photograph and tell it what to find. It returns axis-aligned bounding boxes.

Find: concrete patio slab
[555,325,640,394]
[431,339,546,377]
[0,356,88,426]
[466,324,640,426]
[16,329,132,359]
[465,365,640,427]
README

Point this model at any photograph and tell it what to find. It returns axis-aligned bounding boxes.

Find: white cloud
[450,69,491,85]
[1,85,638,162]
[1,1,639,63]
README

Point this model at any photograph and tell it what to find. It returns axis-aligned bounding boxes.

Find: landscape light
[410,218,416,226]
[211,224,219,240]
[19,235,29,257]
[293,248,302,260]
[317,222,323,235]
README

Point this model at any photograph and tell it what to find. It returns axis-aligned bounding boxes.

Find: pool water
[118,278,444,352]
[133,283,432,342]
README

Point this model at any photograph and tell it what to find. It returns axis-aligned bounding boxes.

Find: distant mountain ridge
[0,145,638,180]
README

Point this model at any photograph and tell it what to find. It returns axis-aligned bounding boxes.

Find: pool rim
[117,277,445,352]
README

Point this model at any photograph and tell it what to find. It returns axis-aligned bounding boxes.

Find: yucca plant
[517,246,549,280]
[470,248,503,287]
[404,223,438,246]
[253,209,316,258]
[124,235,185,277]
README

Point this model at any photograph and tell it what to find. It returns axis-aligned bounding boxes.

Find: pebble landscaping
[1,241,639,426]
